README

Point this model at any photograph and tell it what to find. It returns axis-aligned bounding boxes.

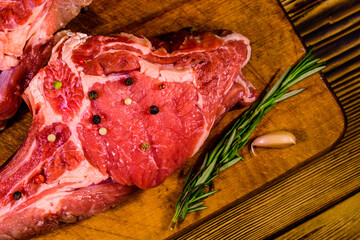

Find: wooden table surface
[177,0,360,239]
[0,0,358,239]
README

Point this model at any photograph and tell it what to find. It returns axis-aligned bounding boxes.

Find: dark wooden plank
[275,191,360,239]
[283,0,360,34]
[313,29,360,63]
[302,11,360,46]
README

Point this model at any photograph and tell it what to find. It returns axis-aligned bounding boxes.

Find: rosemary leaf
[188,206,208,213]
[274,88,306,103]
[222,129,237,157]
[288,66,326,87]
[219,156,245,171]
[262,66,291,103]
[195,159,217,186]
[188,201,205,210]
[200,153,209,170]
[188,190,218,204]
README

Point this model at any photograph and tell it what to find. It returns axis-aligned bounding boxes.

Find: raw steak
[0,0,92,130]
[0,29,257,239]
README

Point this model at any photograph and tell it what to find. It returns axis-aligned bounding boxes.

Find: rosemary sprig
[170,50,326,230]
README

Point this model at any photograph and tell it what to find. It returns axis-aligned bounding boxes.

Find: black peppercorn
[88,90,98,100]
[80,6,89,14]
[125,77,134,86]
[150,105,159,115]
[13,191,21,200]
[92,115,101,125]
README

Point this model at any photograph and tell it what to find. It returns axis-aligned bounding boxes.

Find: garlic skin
[251,131,296,155]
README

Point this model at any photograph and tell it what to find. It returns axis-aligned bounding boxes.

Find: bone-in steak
[0,29,256,239]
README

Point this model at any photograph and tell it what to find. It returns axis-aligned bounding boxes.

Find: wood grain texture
[275,191,360,239]
[0,0,349,239]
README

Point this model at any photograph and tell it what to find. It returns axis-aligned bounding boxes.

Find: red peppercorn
[79,58,87,65]
[35,174,45,184]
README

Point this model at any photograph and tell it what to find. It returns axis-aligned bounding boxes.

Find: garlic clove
[251,131,296,156]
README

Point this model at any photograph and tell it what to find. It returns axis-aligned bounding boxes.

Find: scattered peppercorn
[13,191,21,200]
[124,98,132,105]
[141,142,150,151]
[79,58,87,65]
[150,105,159,115]
[80,6,89,14]
[99,127,107,135]
[183,27,196,32]
[47,134,56,142]
[159,83,165,89]
[53,80,62,90]
[124,77,134,86]
[88,90,98,100]
[35,174,45,184]
[92,115,101,125]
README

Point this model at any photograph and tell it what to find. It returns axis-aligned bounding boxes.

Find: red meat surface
[0,29,257,239]
[0,0,92,129]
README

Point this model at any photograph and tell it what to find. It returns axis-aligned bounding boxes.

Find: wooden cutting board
[0,0,345,239]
